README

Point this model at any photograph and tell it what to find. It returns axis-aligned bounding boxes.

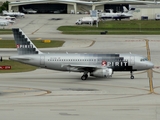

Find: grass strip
[0,29,12,34]
[0,40,64,48]
[0,60,37,73]
[62,30,160,35]
[58,20,160,35]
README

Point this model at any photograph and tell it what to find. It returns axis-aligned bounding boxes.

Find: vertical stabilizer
[22,7,25,11]
[12,28,43,55]
[123,6,128,13]
[2,10,8,15]
[127,8,135,14]
[123,6,135,14]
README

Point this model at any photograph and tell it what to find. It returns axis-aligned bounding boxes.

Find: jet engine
[90,68,113,77]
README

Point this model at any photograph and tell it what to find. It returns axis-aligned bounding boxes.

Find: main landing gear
[81,72,88,80]
[130,71,134,79]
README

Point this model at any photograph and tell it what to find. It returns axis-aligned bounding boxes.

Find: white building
[5,0,160,19]
[131,4,160,19]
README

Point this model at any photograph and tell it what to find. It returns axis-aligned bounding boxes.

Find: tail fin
[127,8,135,14]
[12,28,43,55]
[22,7,26,12]
[123,6,128,13]
[123,6,135,14]
[2,10,8,15]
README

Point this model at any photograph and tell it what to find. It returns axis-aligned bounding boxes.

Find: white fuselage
[99,12,132,20]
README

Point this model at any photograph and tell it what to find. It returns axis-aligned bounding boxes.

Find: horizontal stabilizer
[9,56,31,61]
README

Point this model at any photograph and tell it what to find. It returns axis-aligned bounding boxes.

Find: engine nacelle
[90,68,113,77]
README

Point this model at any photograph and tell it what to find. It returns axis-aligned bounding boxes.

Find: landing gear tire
[130,71,134,79]
[81,74,88,80]
[130,75,134,79]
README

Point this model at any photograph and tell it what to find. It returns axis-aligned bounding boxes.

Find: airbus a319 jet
[10,28,154,80]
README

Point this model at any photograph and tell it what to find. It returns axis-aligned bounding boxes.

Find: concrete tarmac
[1,68,160,120]
[0,14,160,120]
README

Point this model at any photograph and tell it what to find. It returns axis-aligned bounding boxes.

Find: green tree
[3,1,9,10]
[0,1,9,13]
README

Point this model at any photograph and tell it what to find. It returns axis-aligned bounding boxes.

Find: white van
[155,14,160,20]
[75,17,99,25]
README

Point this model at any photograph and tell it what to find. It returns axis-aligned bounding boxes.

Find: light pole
[139,23,141,32]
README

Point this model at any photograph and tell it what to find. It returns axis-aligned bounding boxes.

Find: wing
[61,64,104,72]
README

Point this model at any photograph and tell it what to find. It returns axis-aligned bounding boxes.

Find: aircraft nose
[148,62,154,69]
[9,56,16,60]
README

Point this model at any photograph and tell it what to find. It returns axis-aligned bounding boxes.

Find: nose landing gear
[130,71,134,79]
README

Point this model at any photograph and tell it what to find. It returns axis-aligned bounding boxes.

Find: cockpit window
[140,58,148,61]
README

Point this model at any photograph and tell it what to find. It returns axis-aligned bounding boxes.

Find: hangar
[9,0,159,14]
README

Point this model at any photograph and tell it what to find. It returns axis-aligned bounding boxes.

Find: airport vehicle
[155,14,160,20]
[76,17,99,25]
[3,11,25,17]
[99,7,135,20]
[22,7,37,14]
[10,28,154,80]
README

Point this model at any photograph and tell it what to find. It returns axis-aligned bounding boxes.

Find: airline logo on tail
[16,44,33,48]
[12,28,43,55]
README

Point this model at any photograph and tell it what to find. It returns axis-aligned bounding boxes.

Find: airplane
[99,7,135,21]
[2,10,25,18]
[0,20,8,26]
[22,7,37,14]
[0,16,15,23]
[0,17,15,24]
[0,16,16,20]
[9,28,154,80]
[53,9,66,14]
[0,19,15,28]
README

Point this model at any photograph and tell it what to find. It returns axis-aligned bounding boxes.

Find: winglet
[12,28,43,55]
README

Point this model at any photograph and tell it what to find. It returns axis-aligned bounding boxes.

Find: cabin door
[130,55,135,65]
[40,55,45,65]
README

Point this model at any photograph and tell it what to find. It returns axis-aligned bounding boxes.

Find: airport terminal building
[8,0,160,19]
